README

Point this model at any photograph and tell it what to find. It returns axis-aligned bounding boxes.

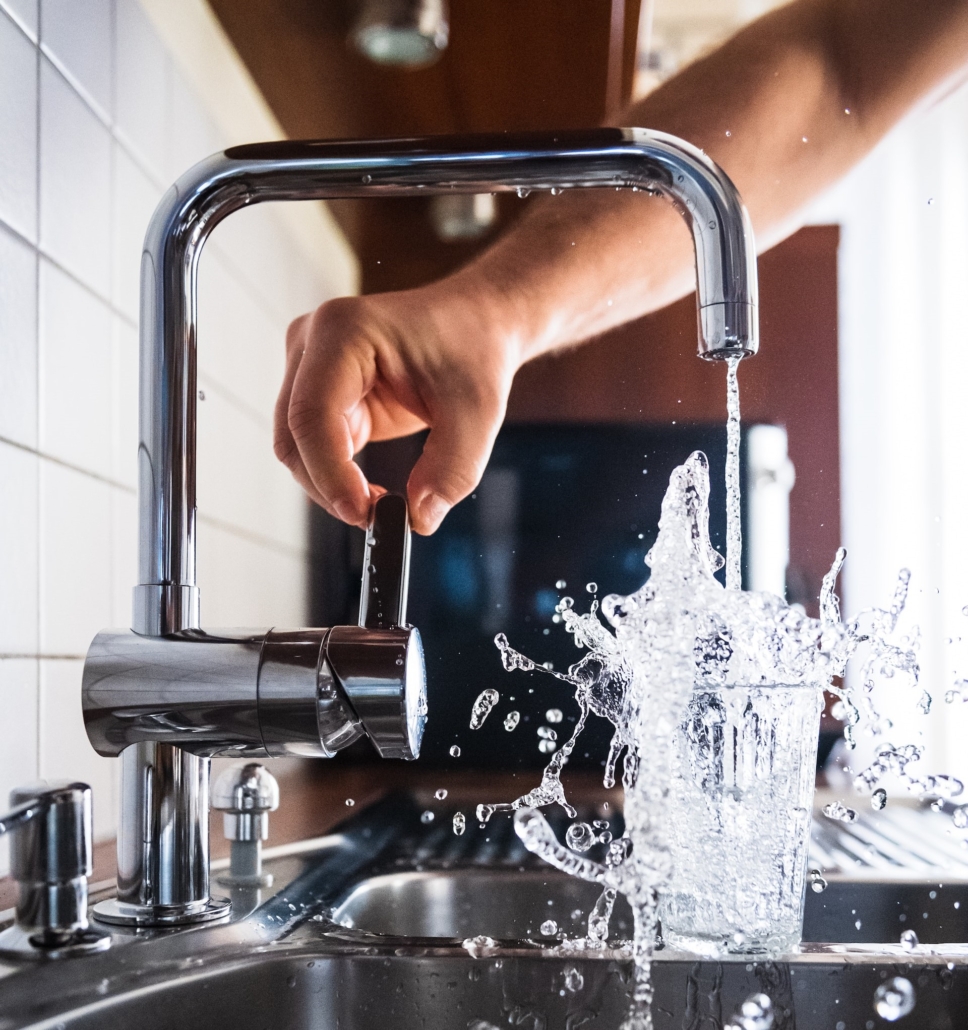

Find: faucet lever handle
[359,492,412,630]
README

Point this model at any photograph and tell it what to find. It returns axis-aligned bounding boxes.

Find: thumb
[407,388,505,534]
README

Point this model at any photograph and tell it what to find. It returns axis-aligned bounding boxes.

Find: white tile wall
[0,1,357,876]
[0,222,38,447]
[40,0,114,121]
[0,10,38,242]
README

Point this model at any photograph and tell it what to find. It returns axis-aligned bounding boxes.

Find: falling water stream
[470,359,946,1029]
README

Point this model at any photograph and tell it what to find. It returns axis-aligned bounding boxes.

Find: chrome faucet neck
[134,128,757,635]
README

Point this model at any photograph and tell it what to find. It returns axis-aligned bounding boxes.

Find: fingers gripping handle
[359,493,412,630]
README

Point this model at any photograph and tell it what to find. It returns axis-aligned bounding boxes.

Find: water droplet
[461,935,498,957]
[873,977,915,1020]
[564,967,584,992]
[545,708,563,723]
[449,745,461,757]
[831,700,847,720]
[808,868,828,893]
[453,811,466,835]
[918,690,932,714]
[420,810,435,824]
[802,136,808,143]
[539,919,558,935]
[570,908,583,920]
[558,596,574,610]
[586,582,598,594]
[566,822,595,852]
[823,801,857,823]
[538,739,557,754]
[537,726,557,741]
[728,991,774,1030]
[725,130,732,137]
[555,579,567,589]
[434,788,448,800]
[361,174,372,184]
[542,661,554,670]
[198,389,206,401]
[550,187,561,196]
[504,710,520,731]
[345,798,355,806]
[872,788,887,810]
[928,197,934,206]
[952,805,968,829]
[516,187,531,199]
[900,929,919,951]
[470,688,500,729]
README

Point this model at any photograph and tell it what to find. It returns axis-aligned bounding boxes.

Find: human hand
[273,279,523,535]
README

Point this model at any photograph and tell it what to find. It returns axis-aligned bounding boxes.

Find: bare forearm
[453,0,968,362]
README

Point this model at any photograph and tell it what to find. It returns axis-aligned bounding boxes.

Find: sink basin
[332,868,635,940]
[332,865,968,947]
[1,794,967,1030]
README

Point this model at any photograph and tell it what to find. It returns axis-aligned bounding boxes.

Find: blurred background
[1,0,966,876]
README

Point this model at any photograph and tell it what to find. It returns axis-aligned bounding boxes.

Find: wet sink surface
[2,795,968,1030]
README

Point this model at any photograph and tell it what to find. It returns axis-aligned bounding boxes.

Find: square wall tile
[0,0,37,40]
[0,441,39,655]
[39,460,112,655]
[115,0,169,182]
[39,56,112,297]
[40,0,113,120]
[112,316,138,489]
[39,258,113,479]
[39,658,117,840]
[110,486,136,627]
[0,9,38,242]
[197,521,307,628]
[169,68,220,184]
[0,221,37,448]
[0,658,39,876]
[197,251,286,417]
[112,142,160,321]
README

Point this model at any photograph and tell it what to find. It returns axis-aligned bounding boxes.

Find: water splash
[481,448,926,1029]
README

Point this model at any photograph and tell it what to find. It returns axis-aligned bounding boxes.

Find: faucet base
[92,895,230,928]
[0,922,112,960]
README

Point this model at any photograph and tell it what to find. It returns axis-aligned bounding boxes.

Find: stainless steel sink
[332,868,636,940]
[2,794,967,1030]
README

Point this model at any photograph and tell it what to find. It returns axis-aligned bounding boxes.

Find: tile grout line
[0,433,136,494]
[0,212,138,334]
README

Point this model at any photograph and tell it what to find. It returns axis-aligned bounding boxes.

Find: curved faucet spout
[135,127,758,636]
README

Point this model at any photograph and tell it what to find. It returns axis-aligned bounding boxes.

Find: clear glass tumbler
[659,681,822,955]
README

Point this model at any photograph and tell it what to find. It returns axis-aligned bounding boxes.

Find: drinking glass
[659,680,823,954]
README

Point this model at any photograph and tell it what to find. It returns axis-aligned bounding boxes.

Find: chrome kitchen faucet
[80,128,758,927]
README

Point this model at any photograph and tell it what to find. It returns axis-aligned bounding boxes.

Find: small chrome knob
[0,781,110,958]
[212,763,280,886]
